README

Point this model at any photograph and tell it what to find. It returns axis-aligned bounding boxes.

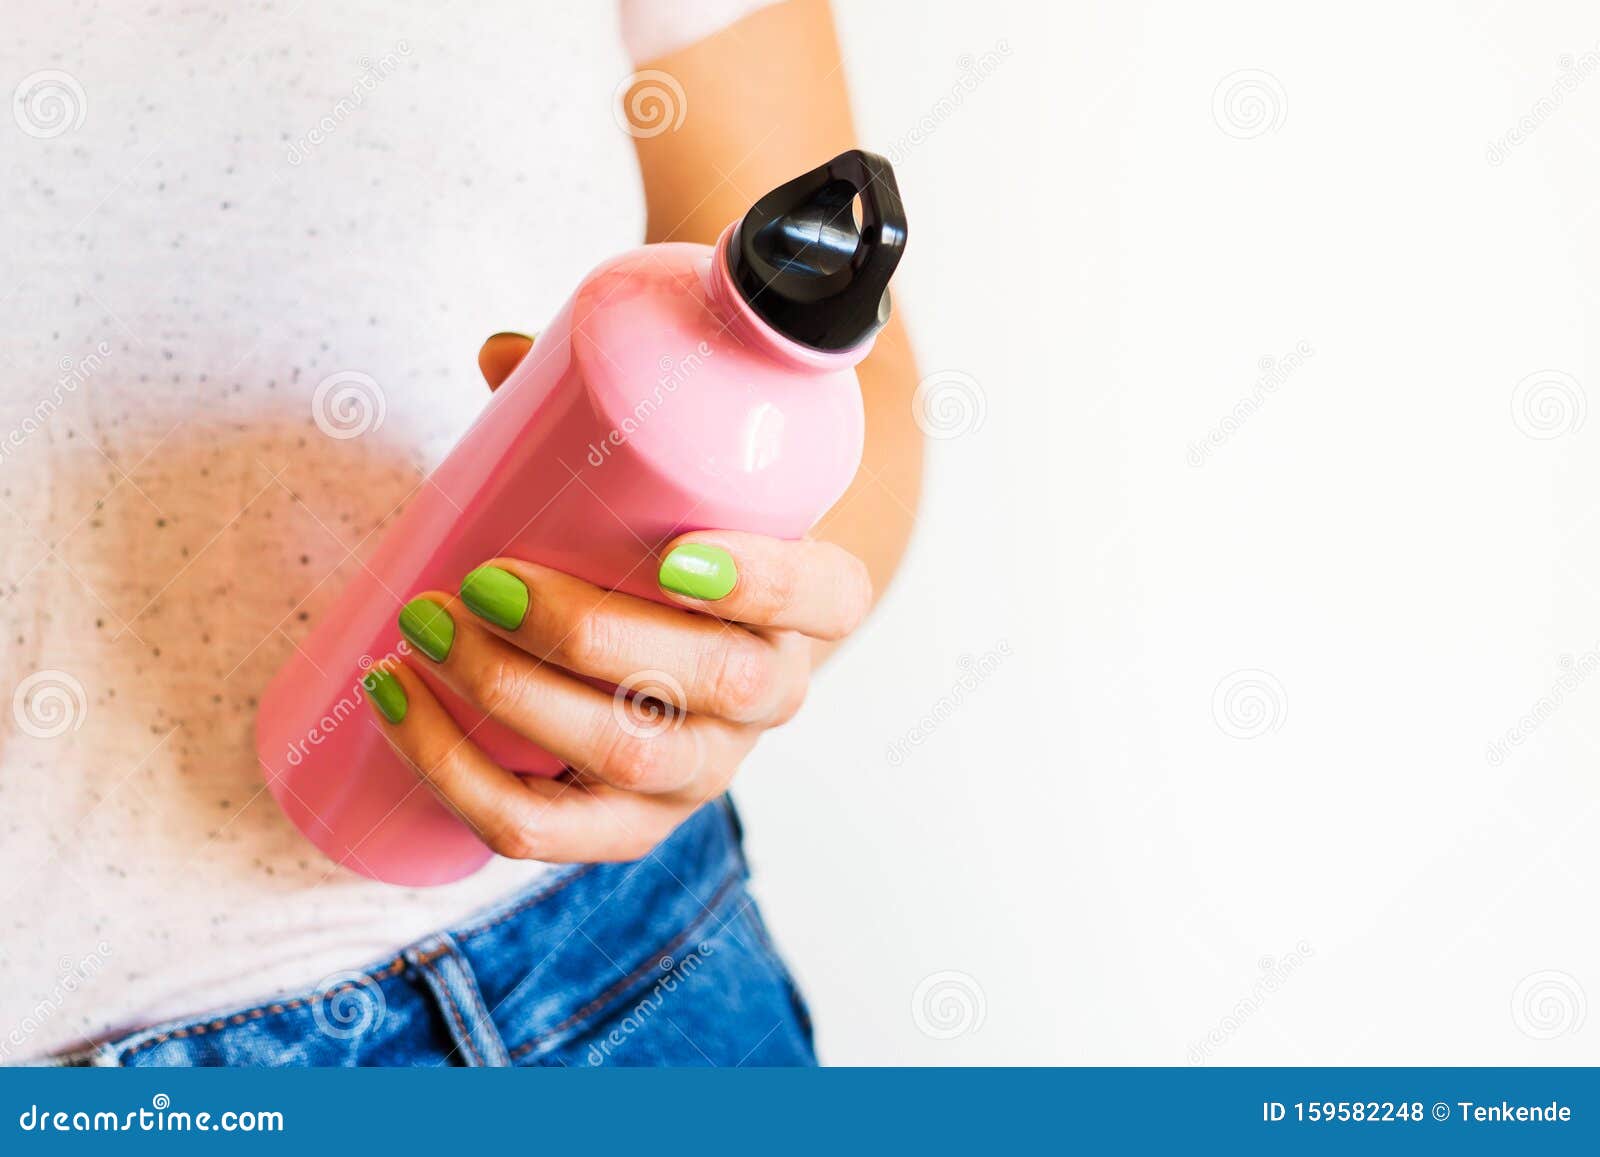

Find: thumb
[477,331,536,392]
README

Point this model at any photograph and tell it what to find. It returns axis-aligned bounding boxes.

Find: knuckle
[471,657,533,718]
[404,722,467,784]
[758,563,800,621]
[406,735,452,783]
[706,643,776,721]
[767,661,811,726]
[416,736,460,784]
[595,730,666,791]
[618,828,661,861]
[549,605,617,673]
[485,810,545,861]
[821,554,873,640]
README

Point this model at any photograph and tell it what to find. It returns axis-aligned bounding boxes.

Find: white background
[5,0,1596,1067]
[738,0,1600,1064]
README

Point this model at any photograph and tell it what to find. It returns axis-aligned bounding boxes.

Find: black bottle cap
[726,149,908,352]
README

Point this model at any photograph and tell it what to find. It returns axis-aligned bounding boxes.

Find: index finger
[655,531,872,641]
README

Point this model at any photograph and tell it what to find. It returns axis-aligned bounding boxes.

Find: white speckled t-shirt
[0,0,767,1062]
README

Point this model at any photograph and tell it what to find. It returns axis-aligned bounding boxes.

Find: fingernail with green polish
[398,597,455,663]
[460,565,529,630]
[361,668,407,724]
[658,543,738,601]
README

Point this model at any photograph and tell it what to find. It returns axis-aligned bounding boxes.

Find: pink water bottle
[256,151,908,886]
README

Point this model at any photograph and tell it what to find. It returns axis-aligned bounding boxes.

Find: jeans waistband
[78,798,752,1067]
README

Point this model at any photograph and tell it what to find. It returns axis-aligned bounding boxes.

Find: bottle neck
[708,225,877,373]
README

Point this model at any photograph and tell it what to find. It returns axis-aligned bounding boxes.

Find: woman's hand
[361,531,871,863]
[357,332,872,863]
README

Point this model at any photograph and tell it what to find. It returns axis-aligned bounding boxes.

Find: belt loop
[405,933,511,1067]
[720,792,744,842]
[719,793,751,879]
[33,1044,118,1067]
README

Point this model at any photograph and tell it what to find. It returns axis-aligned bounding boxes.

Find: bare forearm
[811,314,921,607]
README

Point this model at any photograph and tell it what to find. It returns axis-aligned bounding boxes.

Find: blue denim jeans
[75,800,815,1067]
